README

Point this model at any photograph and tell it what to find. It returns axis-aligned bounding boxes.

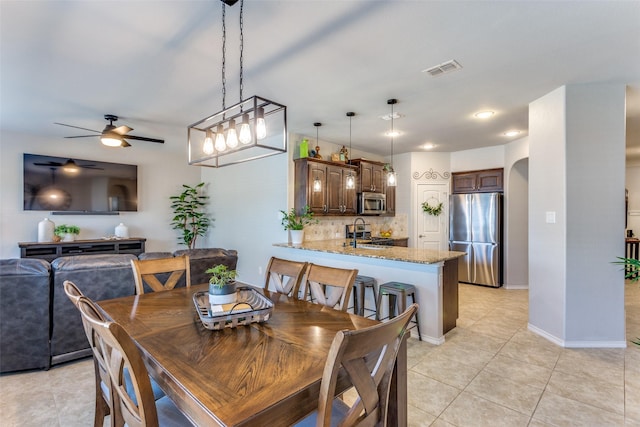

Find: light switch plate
[545,211,556,223]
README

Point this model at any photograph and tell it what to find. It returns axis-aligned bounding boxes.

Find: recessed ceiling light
[385,130,401,137]
[422,143,437,150]
[504,130,521,137]
[474,111,494,119]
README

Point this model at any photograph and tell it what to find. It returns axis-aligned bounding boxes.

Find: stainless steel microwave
[358,192,386,215]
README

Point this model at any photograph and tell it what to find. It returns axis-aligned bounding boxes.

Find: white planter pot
[209,282,237,305]
[290,230,304,245]
[62,233,76,242]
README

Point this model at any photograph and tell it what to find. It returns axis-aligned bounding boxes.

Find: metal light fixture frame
[312,122,322,192]
[345,112,356,190]
[188,0,287,168]
[188,95,287,168]
[386,99,398,187]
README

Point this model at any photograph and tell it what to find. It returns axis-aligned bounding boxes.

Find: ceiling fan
[54,114,164,148]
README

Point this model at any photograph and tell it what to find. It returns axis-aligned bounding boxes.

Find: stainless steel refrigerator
[449,192,503,287]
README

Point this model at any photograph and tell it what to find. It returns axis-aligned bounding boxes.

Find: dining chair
[76,296,192,427]
[63,280,112,427]
[130,255,191,295]
[63,280,166,427]
[304,263,358,312]
[263,256,309,297]
[295,303,418,427]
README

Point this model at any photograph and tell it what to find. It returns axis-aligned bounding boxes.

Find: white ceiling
[1,1,639,161]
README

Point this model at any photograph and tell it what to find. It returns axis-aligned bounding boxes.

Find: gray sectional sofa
[0,248,238,373]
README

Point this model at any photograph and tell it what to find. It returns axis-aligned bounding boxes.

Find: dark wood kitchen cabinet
[352,159,385,193]
[295,158,357,216]
[383,183,396,216]
[452,168,503,193]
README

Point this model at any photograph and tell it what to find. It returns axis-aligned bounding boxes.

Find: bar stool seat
[376,281,422,341]
[350,275,378,317]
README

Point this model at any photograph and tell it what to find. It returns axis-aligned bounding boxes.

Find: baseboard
[503,284,529,290]
[528,323,628,348]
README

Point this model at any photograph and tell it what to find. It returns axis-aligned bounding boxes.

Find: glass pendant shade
[313,177,322,192]
[238,113,251,144]
[226,119,239,148]
[346,173,355,189]
[387,170,397,187]
[203,129,214,155]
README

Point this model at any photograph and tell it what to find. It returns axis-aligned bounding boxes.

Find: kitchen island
[273,240,465,344]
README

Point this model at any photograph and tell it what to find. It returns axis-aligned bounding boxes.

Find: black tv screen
[23,153,138,213]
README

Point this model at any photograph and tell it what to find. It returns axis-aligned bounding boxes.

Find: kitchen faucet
[352,217,366,248]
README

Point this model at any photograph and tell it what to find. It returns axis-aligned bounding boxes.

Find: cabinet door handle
[323,205,327,212]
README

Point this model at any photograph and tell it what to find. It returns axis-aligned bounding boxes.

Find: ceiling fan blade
[64,135,100,138]
[121,140,132,148]
[124,135,164,144]
[54,122,101,133]
[112,125,133,135]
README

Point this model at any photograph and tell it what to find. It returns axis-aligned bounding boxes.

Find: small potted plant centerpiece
[280,205,318,245]
[206,264,238,305]
[54,224,80,242]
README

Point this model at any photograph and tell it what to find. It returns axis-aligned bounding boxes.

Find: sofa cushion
[0,258,51,372]
[173,248,238,286]
[50,254,137,365]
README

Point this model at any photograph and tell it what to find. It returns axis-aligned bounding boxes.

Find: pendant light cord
[221,2,226,110]
[239,0,244,103]
[390,102,394,167]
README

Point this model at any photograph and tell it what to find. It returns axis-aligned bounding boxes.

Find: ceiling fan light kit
[188,0,287,168]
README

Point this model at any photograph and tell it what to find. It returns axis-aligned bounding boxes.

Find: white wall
[529,84,626,347]
[0,129,200,258]
[450,145,505,172]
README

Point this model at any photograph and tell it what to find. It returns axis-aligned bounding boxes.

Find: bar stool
[376,282,422,341]
[350,275,378,318]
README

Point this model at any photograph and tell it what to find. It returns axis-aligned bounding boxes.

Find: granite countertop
[273,239,466,265]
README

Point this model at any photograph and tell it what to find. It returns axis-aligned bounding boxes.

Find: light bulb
[203,129,214,155]
[345,173,355,189]
[239,113,252,144]
[226,119,238,148]
[387,170,397,187]
[256,107,267,140]
[214,124,226,152]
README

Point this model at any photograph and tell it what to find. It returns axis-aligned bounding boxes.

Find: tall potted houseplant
[614,256,640,345]
[280,205,318,245]
[170,182,212,249]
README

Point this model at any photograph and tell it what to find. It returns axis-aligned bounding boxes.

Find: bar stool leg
[410,293,422,341]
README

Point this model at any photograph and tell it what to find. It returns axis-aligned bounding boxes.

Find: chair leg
[410,293,422,341]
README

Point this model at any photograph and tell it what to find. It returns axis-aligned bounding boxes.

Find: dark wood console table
[18,238,146,262]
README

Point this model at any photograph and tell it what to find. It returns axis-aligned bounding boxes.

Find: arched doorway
[505,158,529,289]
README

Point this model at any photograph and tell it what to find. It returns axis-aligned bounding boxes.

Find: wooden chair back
[316,303,418,427]
[63,281,114,427]
[263,257,308,297]
[304,264,358,312]
[77,296,160,427]
[130,255,190,295]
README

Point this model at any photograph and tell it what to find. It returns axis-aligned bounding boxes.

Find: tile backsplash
[303,214,408,241]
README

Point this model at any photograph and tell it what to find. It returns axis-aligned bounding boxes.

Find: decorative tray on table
[193,286,274,330]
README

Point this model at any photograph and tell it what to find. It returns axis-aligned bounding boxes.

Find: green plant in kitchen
[280,205,318,230]
[206,264,237,288]
[421,201,444,216]
[170,182,212,249]
[54,224,80,237]
[613,257,640,345]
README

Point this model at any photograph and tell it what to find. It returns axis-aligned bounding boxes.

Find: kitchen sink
[355,244,387,250]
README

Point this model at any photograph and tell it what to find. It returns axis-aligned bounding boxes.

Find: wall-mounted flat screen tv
[23,153,138,213]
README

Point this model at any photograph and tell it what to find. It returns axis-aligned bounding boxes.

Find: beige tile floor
[1,282,638,426]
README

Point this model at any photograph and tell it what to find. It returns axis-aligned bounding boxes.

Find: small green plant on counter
[421,201,444,216]
[613,257,640,345]
[170,182,212,249]
[206,264,237,288]
[280,205,318,230]
[54,224,80,237]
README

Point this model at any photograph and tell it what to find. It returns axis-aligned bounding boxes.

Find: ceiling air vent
[422,60,463,77]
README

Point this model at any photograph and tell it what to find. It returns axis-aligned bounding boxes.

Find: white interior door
[416,183,449,250]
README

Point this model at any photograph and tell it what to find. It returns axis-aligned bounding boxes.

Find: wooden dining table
[97,283,408,426]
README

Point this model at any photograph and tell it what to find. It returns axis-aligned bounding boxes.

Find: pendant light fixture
[386,99,397,187]
[345,112,356,190]
[188,0,287,168]
[313,122,322,192]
